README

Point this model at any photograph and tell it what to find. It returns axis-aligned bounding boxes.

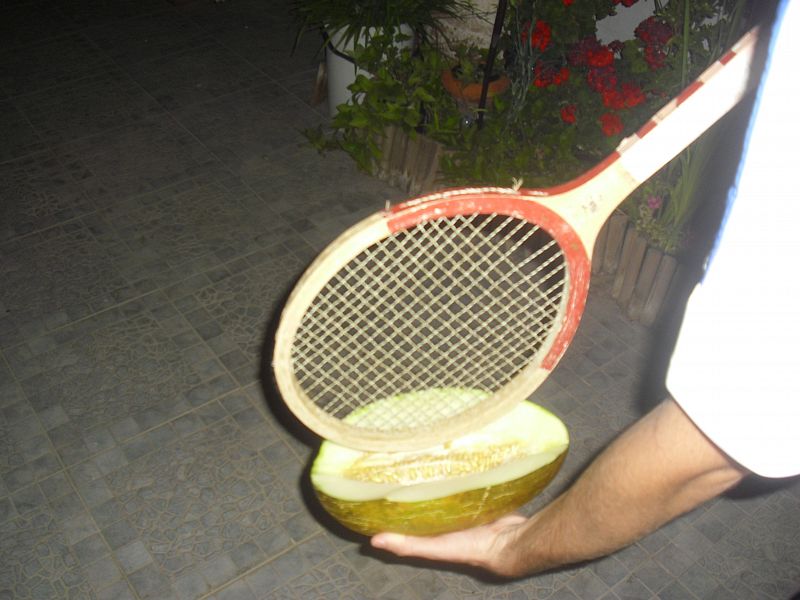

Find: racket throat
[531,155,641,255]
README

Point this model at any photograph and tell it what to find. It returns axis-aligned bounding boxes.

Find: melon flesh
[311,389,568,536]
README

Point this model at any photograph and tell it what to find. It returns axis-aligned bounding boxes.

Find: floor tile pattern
[0,151,95,243]
[1,1,798,599]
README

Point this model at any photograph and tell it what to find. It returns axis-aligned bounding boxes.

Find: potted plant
[291,0,476,115]
[440,44,511,104]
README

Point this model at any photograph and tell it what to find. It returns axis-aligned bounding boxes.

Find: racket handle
[616,27,759,186]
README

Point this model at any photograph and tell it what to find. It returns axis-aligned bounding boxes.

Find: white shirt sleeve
[666,0,800,478]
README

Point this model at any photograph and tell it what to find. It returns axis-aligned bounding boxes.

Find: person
[371,0,800,578]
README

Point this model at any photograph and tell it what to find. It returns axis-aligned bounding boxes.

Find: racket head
[273,187,590,452]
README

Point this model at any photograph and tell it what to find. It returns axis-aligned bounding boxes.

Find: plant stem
[681,0,690,88]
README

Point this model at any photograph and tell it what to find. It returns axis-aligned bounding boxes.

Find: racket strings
[298,217,562,427]
[364,218,544,385]
[301,255,562,424]
[291,213,567,431]
[382,225,565,391]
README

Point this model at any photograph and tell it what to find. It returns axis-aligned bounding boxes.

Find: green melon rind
[315,451,566,536]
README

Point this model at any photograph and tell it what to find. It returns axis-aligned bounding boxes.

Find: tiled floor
[1,1,798,599]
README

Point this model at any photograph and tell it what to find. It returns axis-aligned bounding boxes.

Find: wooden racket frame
[273,28,759,452]
[274,195,588,450]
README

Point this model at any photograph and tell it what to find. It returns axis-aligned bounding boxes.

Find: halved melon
[311,389,568,536]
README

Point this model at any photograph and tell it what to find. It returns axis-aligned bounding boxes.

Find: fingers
[370,514,528,570]
[371,531,469,562]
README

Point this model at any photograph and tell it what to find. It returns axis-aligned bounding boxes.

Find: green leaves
[309,31,455,174]
[413,88,436,104]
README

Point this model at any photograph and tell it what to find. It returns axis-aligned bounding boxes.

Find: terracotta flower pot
[441,67,511,103]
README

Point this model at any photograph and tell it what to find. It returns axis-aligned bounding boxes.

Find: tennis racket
[274,28,759,452]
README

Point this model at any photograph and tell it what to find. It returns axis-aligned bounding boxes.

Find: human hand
[370,513,528,577]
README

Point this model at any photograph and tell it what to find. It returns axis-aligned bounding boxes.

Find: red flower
[533,63,569,88]
[647,195,663,210]
[644,45,668,70]
[621,82,645,107]
[522,19,553,52]
[520,20,552,52]
[613,0,640,6]
[560,104,577,124]
[586,46,614,68]
[601,82,644,109]
[569,37,601,67]
[530,19,552,52]
[635,17,673,46]
[552,66,570,85]
[602,88,625,110]
[587,66,617,92]
[562,0,574,5]
[600,112,624,136]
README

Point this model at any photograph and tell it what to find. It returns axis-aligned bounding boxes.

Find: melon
[310,389,569,536]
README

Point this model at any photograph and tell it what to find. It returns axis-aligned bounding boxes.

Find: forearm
[497,398,745,575]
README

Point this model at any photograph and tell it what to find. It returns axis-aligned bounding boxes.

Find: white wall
[436,0,497,51]
[596,0,656,43]
[437,0,657,51]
